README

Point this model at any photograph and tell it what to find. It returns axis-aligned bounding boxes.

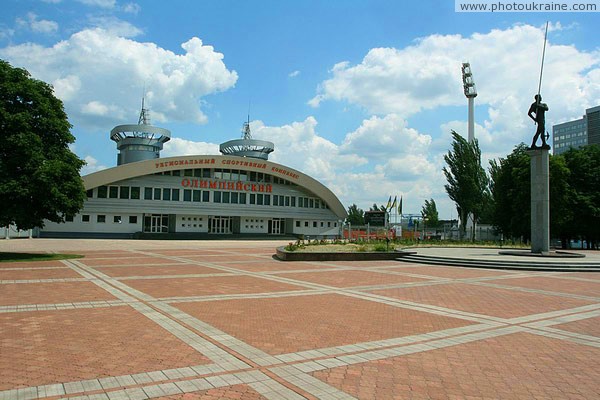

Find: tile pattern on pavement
[0,242,599,399]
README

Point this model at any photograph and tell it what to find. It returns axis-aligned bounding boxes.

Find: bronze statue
[528,94,549,149]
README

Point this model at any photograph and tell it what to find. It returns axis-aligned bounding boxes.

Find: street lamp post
[461,62,478,143]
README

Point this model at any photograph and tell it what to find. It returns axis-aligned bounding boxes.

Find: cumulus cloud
[81,155,108,175]
[76,0,116,8]
[0,28,238,129]
[122,3,141,14]
[288,70,300,78]
[310,24,600,126]
[163,138,220,157]
[16,13,59,34]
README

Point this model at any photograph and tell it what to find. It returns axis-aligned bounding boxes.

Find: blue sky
[1,0,599,218]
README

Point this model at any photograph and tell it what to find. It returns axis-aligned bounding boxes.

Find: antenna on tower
[242,101,252,140]
[138,86,150,125]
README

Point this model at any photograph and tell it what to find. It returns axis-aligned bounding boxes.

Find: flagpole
[537,21,549,98]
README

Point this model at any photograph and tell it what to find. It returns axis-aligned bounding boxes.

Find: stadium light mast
[461,62,477,143]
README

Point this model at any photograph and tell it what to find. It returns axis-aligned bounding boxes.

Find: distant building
[552,105,600,155]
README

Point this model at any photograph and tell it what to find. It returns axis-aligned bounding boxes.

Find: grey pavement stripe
[505,303,600,325]
[80,263,189,268]
[523,307,600,328]
[115,273,234,280]
[0,300,131,313]
[528,326,600,345]
[467,280,600,301]
[272,322,502,363]
[0,266,69,271]
[157,288,328,303]
[521,326,600,348]
[0,278,88,284]
[65,260,251,370]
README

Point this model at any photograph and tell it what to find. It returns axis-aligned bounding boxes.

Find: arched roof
[83,155,348,219]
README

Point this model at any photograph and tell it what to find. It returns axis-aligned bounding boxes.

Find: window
[250,193,256,205]
[257,194,263,205]
[86,189,93,198]
[223,192,230,203]
[264,194,270,206]
[285,196,290,207]
[144,187,153,200]
[97,215,106,223]
[214,191,222,203]
[114,216,122,223]
[154,188,161,200]
[82,214,90,222]
[309,199,314,208]
[193,190,201,202]
[313,221,317,228]
[203,169,211,178]
[97,186,108,198]
[231,192,239,204]
[65,215,74,222]
[162,188,171,201]
[172,188,180,201]
[202,191,210,202]
[194,168,202,177]
[296,221,300,227]
[304,221,309,227]
[109,186,118,198]
[184,169,193,176]
[291,197,296,207]
[273,195,279,206]
[129,216,138,224]
[131,187,140,200]
[184,189,192,202]
[119,186,129,199]
[239,193,246,204]
[328,222,331,227]
[172,170,180,176]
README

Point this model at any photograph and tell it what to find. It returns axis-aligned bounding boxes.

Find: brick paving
[0,239,599,399]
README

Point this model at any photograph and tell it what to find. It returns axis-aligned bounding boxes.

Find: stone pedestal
[528,148,550,254]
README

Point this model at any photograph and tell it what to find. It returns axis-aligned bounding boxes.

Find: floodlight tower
[462,62,478,143]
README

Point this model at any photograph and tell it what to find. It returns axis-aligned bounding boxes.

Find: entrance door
[268,218,284,235]
[144,214,169,233]
[209,216,232,234]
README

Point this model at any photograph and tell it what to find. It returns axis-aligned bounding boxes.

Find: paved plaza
[1,239,599,399]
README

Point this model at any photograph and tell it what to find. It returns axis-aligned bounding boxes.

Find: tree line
[444,130,600,249]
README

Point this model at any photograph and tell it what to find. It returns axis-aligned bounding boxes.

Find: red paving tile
[317,260,407,268]
[175,294,474,355]
[157,384,267,400]
[561,272,600,281]
[371,283,594,319]
[124,275,305,298]
[489,276,600,297]
[222,260,334,272]
[95,264,225,277]
[312,332,600,400]
[80,257,184,266]
[554,316,600,337]
[0,306,210,390]
[149,250,232,256]
[0,267,81,280]
[380,265,512,279]
[0,260,69,269]
[275,270,431,288]
[183,255,271,262]
[0,281,117,306]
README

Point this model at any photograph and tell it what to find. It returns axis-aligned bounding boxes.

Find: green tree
[370,203,386,212]
[488,144,530,240]
[346,204,365,225]
[421,198,439,228]
[443,131,488,240]
[488,143,572,245]
[562,145,600,248]
[0,60,86,230]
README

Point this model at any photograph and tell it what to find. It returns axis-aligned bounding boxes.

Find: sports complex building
[39,107,347,239]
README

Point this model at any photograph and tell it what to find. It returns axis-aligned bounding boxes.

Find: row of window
[295,220,337,228]
[68,214,138,224]
[90,185,328,209]
[155,168,293,185]
[555,139,587,148]
[554,131,586,141]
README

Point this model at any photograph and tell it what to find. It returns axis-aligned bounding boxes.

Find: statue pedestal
[528,148,550,254]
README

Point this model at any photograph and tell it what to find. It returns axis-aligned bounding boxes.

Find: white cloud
[16,13,58,34]
[122,3,141,14]
[81,155,108,175]
[87,17,142,37]
[76,0,116,8]
[163,138,220,157]
[288,70,300,78]
[309,24,600,126]
[0,28,238,130]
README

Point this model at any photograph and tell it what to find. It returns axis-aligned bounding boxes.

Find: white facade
[41,155,347,238]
